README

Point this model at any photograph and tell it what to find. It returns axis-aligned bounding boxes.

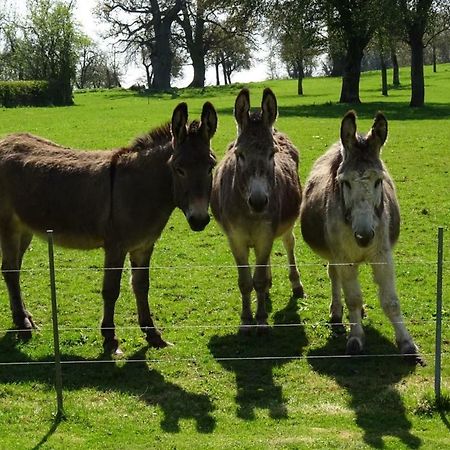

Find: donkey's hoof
[146,333,173,349]
[399,341,426,366]
[16,316,35,341]
[292,286,305,299]
[329,322,346,336]
[346,337,363,355]
[238,324,253,336]
[103,337,120,355]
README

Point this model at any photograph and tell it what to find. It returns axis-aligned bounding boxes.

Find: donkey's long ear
[234,88,250,132]
[261,88,277,128]
[340,110,357,154]
[369,112,388,147]
[199,101,218,140]
[171,102,188,145]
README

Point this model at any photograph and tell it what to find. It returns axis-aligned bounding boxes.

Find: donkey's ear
[171,102,188,144]
[369,112,388,146]
[261,88,277,127]
[340,110,357,151]
[199,101,217,140]
[234,88,250,131]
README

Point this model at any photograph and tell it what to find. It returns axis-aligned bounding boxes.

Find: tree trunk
[297,59,304,96]
[432,42,437,73]
[150,21,172,91]
[189,50,206,88]
[380,51,388,96]
[410,37,425,107]
[215,61,220,85]
[391,47,400,87]
[339,43,364,104]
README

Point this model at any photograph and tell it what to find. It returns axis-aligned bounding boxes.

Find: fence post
[47,230,64,419]
[434,226,444,403]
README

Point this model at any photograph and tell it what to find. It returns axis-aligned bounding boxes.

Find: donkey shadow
[0,334,215,440]
[208,296,308,420]
[308,327,421,449]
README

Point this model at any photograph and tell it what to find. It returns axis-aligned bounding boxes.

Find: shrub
[0,80,51,107]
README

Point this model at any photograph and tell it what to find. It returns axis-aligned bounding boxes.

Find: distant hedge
[0,80,51,107]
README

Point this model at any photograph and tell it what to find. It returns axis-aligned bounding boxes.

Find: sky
[73,0,270,88]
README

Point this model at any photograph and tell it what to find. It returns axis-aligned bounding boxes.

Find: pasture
[0,65,449,449]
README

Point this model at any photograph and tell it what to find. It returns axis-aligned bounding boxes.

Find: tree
[396,0,450,106]
[21,0,79,105]
[267,0,324,95]
[98,0,184,91]
[325,0,385,104]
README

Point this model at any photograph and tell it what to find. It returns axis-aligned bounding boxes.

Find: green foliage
[0,66,449,448]
[0,80,50,107]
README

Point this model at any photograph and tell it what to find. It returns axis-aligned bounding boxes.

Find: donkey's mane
[130,122,173,151]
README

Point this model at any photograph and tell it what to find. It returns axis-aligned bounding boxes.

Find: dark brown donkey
[0,102,217,352]
[300,111,421,363]
[211,88,304,333]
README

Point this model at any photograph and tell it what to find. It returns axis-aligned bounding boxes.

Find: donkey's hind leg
[130,246,170,349]
[371,258,421,364]
[0,225,34,338]
[282,228,304,298]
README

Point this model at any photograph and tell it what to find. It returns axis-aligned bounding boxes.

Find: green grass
[0,65,449,449]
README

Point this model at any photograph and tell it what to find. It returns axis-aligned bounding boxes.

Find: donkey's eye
[342,180,351,190]
[236,153,245,162]
[375,179,383,188]
[268,152,275,160]
[208,164,214,174]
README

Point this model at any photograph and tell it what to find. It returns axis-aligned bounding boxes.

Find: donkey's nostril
[354,230,374,247]
[248,194,268,213]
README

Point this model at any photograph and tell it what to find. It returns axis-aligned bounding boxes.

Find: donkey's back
[0,133,113,248]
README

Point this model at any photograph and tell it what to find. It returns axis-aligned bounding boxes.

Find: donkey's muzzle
[187,213,210,232]
[248,193,269,214]
[354,230,375,247]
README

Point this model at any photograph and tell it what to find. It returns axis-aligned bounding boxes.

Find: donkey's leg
[101,246,126,354]
[0,223,35,338]
[338,264,365,354]
[0,220,35,330]
[228,237,253,333]
[282,228,304,298]
[328,263,345,334]
[371,258,420,361]
[253,240,274,332]
[130,246,169,349]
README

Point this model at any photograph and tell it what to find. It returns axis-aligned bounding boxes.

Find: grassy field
[0,65,449,449]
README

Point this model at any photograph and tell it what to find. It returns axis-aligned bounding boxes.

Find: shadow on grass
[208,295,308,420]
[308,326,421,449]
[0,334,216,442]
[215,101,450,121]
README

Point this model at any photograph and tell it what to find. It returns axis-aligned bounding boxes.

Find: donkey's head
[337,110,388,247]
[169,102,217,231]
[233,88,278,214]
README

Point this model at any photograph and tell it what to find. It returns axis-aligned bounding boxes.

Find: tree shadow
[0,335,216,441]
[208,296,308,420]
[307,327,422,448]
[216,101,450,121]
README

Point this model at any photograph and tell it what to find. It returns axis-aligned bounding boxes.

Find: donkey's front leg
[338,264,365,354]
[228,237,253,333]
[130,246,170,348]
[101,246,126,354]
[328,263,345,335]
[371,258,422,364]
[254,240,274,333]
